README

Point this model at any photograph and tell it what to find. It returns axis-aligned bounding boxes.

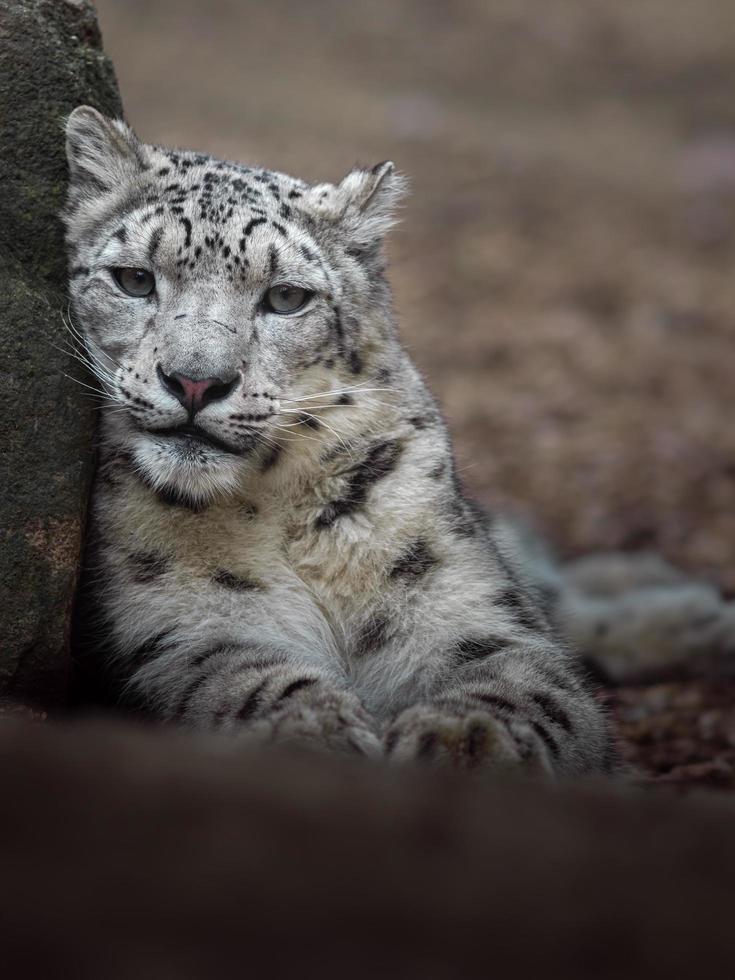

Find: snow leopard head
[62,106,406,505]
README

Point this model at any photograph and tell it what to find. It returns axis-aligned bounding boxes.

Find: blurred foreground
[2,717,734,978]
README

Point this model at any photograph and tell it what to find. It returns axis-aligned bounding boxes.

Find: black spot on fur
[474,692,517,715]
[345,245,373,263]
[449,496,479,537]
[354,614,392,656]
[408,414,437,431]
[243,216,267,237]
[530,720,560,757]
[268,243,279,277]
[97,448,135,488]
[390,539,437,579]
[147,226,164,262]
[179,217,192,248]
[153,484,207,513]
[539,663,581,695]
[494,588,544,631]
[454,636,511,664]
[299,413,320,430]
[173,645,232,719]
[274,677,318,706]
[128,631,173,671]
[236,677,269,721]
[336,393,353,405]
[129,551,169,584]
[113,225,127,243]
[260,444,283,473]
[213,569,262,592]
[332,309,345,345]
[70,265,90,278]
[531,692,573,732]
[315,440,403,528]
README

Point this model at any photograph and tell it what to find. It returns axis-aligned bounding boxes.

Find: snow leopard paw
[383,701,554,775]
[248,684,382,758]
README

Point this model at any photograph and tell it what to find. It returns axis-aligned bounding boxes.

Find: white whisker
[281,384,394,404]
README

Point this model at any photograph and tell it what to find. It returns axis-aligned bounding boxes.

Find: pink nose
[157,366,239,415]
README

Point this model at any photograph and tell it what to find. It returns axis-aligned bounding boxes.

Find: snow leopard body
[64,107,729,775]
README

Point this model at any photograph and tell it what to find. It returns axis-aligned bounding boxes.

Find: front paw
[249,686,381,758]
[384,702,553,775]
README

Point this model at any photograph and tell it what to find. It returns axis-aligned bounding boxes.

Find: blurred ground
[604,664,735,791]
[90,0,735,789]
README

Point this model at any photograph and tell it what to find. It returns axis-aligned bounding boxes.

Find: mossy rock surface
[0,0,122,705]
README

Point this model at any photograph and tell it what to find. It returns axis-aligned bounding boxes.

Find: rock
[0,1,122,706]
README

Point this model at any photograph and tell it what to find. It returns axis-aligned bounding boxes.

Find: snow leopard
[63,106,733,776]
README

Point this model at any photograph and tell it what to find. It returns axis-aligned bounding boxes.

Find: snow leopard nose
[157,365,239,415]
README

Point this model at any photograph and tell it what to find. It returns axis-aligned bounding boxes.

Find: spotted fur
[64,106,613,775]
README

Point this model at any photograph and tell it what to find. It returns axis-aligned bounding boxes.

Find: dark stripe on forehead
[147,226,164,262]
[268,243,279,278]
[179,216,192,248]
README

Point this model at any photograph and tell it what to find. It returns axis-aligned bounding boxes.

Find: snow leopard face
[62,106,405,505]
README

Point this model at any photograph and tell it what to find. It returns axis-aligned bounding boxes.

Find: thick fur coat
[64,106,616,774]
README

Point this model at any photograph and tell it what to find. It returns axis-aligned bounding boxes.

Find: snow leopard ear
[65,105,149,195]
[306,162,408,247]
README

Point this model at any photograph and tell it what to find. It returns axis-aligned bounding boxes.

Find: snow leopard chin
[129,429,252,508]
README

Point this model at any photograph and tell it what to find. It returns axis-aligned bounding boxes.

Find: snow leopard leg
[383,640,612,777]
[124,637,381,757]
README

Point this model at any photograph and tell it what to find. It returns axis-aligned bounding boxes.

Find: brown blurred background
[95,0,735,590]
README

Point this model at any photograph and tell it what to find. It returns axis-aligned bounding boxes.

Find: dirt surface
[88,0,735,789]
[605,668,735,792]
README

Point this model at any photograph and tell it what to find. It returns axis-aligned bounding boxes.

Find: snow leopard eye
[265,284,310,314]
[112,267,156,297]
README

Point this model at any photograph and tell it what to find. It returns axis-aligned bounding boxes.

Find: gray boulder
[0,0,122,706]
